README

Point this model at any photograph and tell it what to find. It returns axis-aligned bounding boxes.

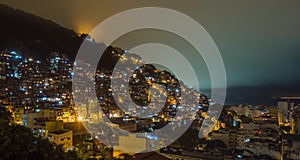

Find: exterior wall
[114,134,149,158]
[48,130,73,151]
[210,131,229,147]
[14,107,24,124]
[25,110,57,137]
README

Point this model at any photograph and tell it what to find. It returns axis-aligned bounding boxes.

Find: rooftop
[49,129,71,135]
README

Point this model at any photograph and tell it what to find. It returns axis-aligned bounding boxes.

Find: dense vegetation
[0,107,80,160]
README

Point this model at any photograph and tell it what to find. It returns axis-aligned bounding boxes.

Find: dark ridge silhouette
[0,4,83,60]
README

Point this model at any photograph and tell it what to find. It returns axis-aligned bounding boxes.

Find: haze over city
[1,1,300,160]
[2,0,300,104]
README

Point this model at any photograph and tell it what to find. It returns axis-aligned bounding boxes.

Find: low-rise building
[48,129,73,151]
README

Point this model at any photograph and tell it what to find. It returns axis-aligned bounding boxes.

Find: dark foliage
[0,107,80,160]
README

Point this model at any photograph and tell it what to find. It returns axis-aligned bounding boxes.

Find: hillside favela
[1,1,300,160]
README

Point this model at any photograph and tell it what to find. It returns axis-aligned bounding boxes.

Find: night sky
[1,0,300,104]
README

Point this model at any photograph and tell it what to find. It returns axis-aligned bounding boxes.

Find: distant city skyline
[2,2,300,159]
[1,0,300,104]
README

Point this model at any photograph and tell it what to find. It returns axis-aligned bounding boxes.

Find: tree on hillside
[0,107,80,160]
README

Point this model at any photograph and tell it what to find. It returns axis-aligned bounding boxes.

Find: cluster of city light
[0,50,76,123]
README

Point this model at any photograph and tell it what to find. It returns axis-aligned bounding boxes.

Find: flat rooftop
[49,129,71,135]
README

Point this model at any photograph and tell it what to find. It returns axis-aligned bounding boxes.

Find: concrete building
[278,101,289,125]
[229,105,250,116]
[210,130,229,148]
[48,129,73,151]
[13,107,24,125]
[282,134,300,159]
[25,109,57,137]
[113,134,150,158]
[23,109,73,150]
